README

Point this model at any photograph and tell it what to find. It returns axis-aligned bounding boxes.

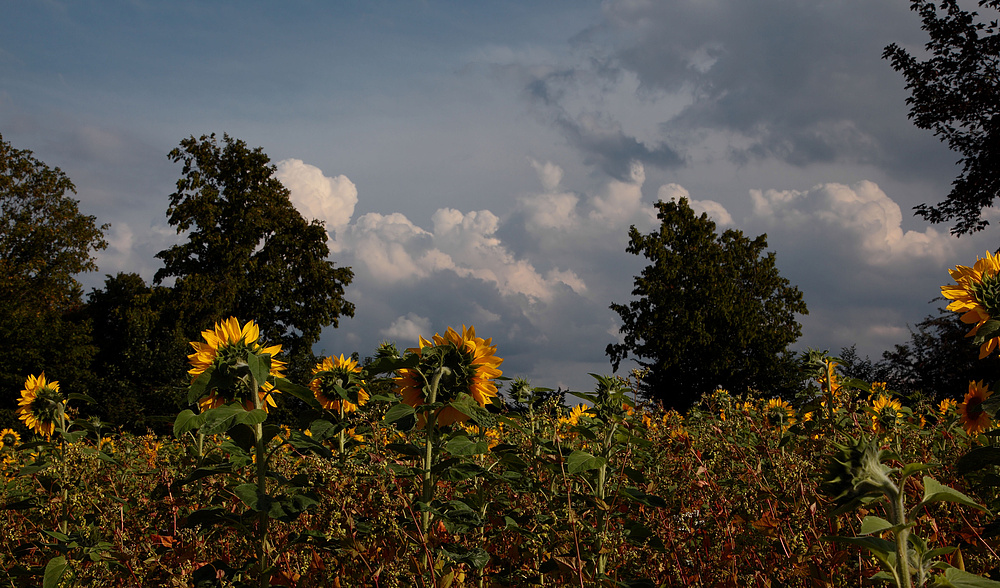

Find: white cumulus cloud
[657,183,733,225]
[381,313,433,342]
[276,159,358,230]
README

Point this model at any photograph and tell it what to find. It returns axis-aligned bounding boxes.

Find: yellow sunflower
[870,394,903,434]
[942,251,1000,358]
[394,325,503,427]
[938,398,958,418]
[764,398,796,430]
[959,380,994,436]
[310,354,368,413]
[0,428,20,450]
[558,404,589,428]
[16,373,64,439]
[187,317,286,412]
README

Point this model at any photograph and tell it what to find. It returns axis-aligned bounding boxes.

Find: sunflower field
[4,258,1000,587]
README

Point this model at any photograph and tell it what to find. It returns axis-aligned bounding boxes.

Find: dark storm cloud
[525,0,950,177]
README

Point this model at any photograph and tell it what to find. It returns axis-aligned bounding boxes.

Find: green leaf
[445,435,489,456]
[566,450,606,474]
[386,442,423,457]
[187,368,215,405]
[914,477,988,517]
[937,567,1000,587]
[43,556,68,588]
[173,409,206,438]
[620,487,667,508]
[234,483,260,510]
[246,352,270,389]
[272,377,321,408]
[822,535,894,562]
[383,402,416,424]
[859,515,910,536]
[957,446,1000,475]
[899,462,936,482]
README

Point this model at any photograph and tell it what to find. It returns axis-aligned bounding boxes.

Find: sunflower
[942,251,1000,358]
[764,398,796,430]
[558,404,590,428]
[0,428,20,450]
[394,325,503,427]
[959,380,994,436]
[310,354,369,413]
[870,394,903,434]
[187,317,286,412]
[16,373,64,439]
[938,398,958,418]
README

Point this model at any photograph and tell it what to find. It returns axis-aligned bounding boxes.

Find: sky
[2,0,997,394]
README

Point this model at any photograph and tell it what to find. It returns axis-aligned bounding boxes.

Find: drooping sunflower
[959,380,994,436]
[870,394,903,434]
[764,398,796,430]
[942,251,1000,358]
[310,354,369,413]
[16,373,64,439]
[187,317,286,412]
[394,325,503,427]
[0,428,20,450]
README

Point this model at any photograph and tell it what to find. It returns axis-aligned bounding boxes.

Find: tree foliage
[86,273,189,431]
[606,198,808,410]
[884,0,1000,235]
[0,134,107,416]
[154,133,355,375]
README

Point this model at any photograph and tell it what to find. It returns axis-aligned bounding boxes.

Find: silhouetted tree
[607,198,808,411]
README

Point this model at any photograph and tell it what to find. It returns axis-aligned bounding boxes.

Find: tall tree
[0,133,108,419]
[154,133,355,378]
[884,0,1000,235]
[607,198,808,411]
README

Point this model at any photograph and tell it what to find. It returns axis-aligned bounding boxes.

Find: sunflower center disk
[972,271,1000,317]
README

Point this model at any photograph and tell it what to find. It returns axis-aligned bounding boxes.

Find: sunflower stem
[421,366,445,537]
[251,371,269,588]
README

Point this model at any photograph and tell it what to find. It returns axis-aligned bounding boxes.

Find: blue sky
[3,0,997,393]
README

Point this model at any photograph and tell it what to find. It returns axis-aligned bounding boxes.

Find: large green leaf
[957,446,1000,475]
[173,409,207,438]
[566,450,606,474]
[445,435,489,456]
[383,402,416,424]
[914,477,988,517]
[43,556,68,588]
[936,567,1000,587]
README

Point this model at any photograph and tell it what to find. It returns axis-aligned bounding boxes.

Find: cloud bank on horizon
[3,0,998,392]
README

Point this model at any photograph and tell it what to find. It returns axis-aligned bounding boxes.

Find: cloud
[657,183,732,226]
[276,158,358,230]
[380,313,432,342]
[747,181,955,267]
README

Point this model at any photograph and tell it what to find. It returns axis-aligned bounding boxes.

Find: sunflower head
[394,325,503,427]
[0,428,20,450]
[16,373,64,439]
[187,317,286,412]
[764,398,796,430]
[942,252,1000,358]
[310,354,368,413]
[870,393,904,434]
[960,380,994,436]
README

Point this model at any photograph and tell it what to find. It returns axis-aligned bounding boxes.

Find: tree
[154,133,355,379]
[884,0,1000,235]
[0,133,107,421]
[880,304,1000,400]
[85,273,190,431]
[606,198,808,411]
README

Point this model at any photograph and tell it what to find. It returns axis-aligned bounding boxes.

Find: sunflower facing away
[870,394,903,434]
[942,251,1000,358]
[959,380,994,436]
[395,325,503,427]
[0,428,20,450]
[311,354,369,413]
[187,317,286,412]
[16,373,64,439]
[764,398,796,430]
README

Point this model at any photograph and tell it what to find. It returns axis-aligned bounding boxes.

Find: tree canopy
[884,0,1000,235]
[606,198,808,410]
[154,133,355,372]
[0,133,107,408]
